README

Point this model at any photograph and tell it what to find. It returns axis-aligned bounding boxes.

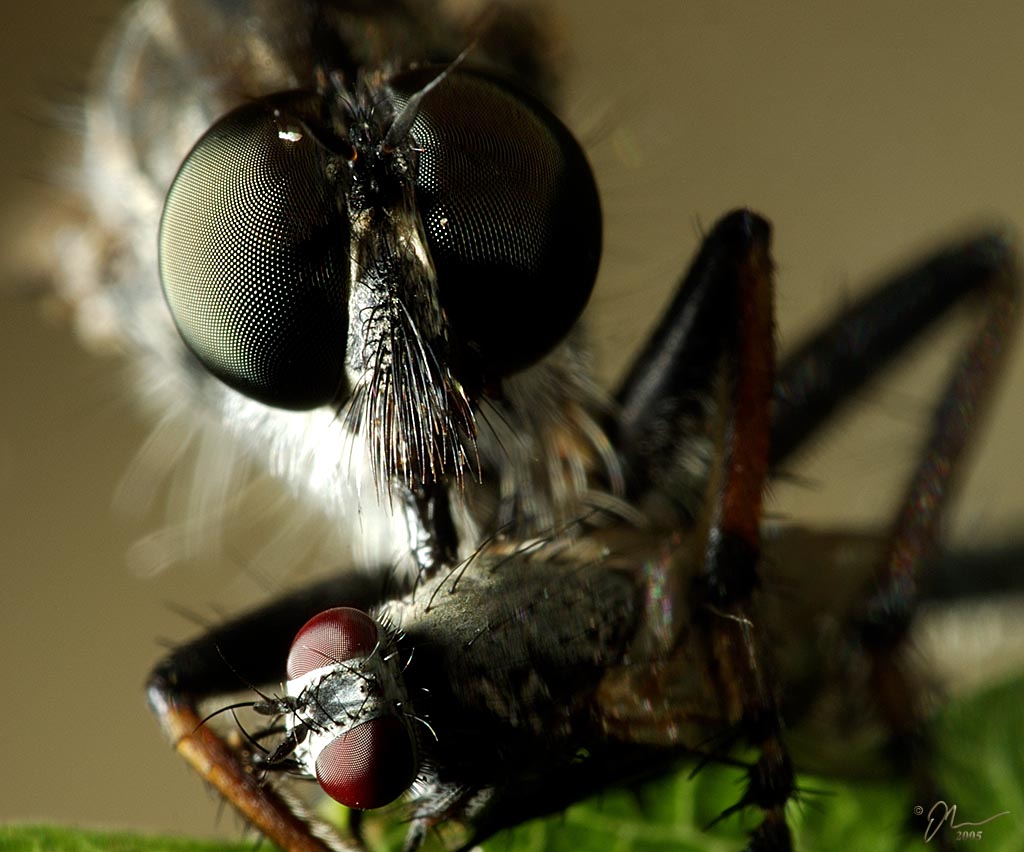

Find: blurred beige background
[2,0,1023,842]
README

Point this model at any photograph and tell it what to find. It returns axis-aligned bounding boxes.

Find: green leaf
[488,674,1024,852]
[7,676,1021,852]
[0,825,255,852]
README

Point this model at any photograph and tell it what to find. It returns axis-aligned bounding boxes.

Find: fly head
[158,64,602,491]
[276,607,419,810]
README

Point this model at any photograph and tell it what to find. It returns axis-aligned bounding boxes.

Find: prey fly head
[157,64,602,491]
[258,607,418,810]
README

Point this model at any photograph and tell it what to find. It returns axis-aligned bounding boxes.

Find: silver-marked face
[282,608,416,810]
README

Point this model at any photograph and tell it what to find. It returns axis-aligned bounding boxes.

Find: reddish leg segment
[147,574,394,852]
[856,244,1020,844]
[683,211,794,850]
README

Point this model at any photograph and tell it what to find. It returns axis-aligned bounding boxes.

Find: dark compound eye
[392,69,602,376]
[159,93,351,410]
[160,73,601,409]
[287,607,380,678]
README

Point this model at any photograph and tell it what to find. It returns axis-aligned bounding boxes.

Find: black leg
[850,242,1019,846]
[615,226,1016,480]
[614,209,796,850]
[923,541,1024,600]
[609,215,1020,850]
[772,231,1015,465]
[678,211,794,850]
[613,211,769,514]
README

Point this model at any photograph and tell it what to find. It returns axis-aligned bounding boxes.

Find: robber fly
[53,0,1020,850]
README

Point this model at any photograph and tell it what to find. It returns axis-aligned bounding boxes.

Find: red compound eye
[315,716,416,809]
[287,607,379,679]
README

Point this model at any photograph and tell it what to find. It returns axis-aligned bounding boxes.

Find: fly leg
[147,571,396,852]
[771,230,1017,465]
[613,211,769,515]
[608,214,1022,848]
[850,243,1019,843]
[766,230,1018,844]
[612,209,796,849]
[682,212,795,850]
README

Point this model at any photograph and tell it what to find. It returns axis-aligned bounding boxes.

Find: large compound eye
[392,69,602,376]
[315,716,415,809]
[159,93,351,409]
[287,608,416,809]
[287,607,379,678]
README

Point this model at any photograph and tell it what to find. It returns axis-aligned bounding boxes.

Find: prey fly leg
[147,572,399,852]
